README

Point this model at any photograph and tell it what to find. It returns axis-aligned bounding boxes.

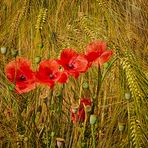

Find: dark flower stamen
[20,75,26,81]
[49,74,54,79]
[59,66,63,71]
[68,64,74,69]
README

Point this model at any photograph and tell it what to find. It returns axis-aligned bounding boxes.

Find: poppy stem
[17,97,26,135]
[91,125,96,148]
[95,65,102,114]
[49,89,54,109]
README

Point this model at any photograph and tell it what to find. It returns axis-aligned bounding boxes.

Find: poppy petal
[85,40,113,66]
[5,58,31,82]
[59,48,78,69]
[80,98,92,108]
[85,41,107,63]
[71,112,77,123]
[16,81,37,94]
[73,55,89,72]
[58,72,69,83]
[78,108,85,122]
[97,50,113,66]
[72,71,80,79]
[86,40,107,52]
[86,51,99,62]
[5,58,37,94]
[59,49,89,78]
[36,59,66,87]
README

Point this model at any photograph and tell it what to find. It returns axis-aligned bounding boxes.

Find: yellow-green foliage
[0,0,147,147]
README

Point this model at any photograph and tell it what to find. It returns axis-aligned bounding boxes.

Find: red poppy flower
[5,58,37,94]
[86,40,113,66]
[36,59,68,88]
[71,98,92,123]
[58,49,89,78]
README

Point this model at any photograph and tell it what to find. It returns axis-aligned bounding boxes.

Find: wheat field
[0,0,148,148]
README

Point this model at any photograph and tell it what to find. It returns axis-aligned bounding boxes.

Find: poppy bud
[84,105,92,113]
[56,138,65,148]
[11,50,18,57]
[92,95,96,99]
[118,122,125,132]
[8,84,15,91]
[35,56,41,64]
[125,92,131,100]
[18,134,24,141]
[37,43,44,49]
[24,137,28,142]
[50,132,55,137]
[104,62,109,68]
[90,114,97,125]
[81,142,87,147]
[1,47,7,54]
[71,104,79,113]
[82,82,89,89]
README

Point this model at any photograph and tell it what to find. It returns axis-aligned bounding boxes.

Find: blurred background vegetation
[0,0,148,147]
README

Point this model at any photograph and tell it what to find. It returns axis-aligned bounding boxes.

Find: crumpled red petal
[36,59,67,87]
[96,50,113,66]
[58,72,69,83]
[5,58,37,94]
[85,40,113,66]
[59,49,89,78]
[73,55,88,72]
[70,98,92,123]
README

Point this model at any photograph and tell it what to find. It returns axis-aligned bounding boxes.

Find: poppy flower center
[19,75,26,81]
[59,66,63,71]
[49,74,54,79]
[68,64,74,69]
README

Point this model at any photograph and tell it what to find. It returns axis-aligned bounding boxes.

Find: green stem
[95,65,102,114]
[49,89,54,109]
[96,65,101,97]
[48,89,54,148]
[91,125,96,148]
[69,125,74,148]
[127,101,131,147]
[49,136,53,148]
[82,112,87,140]
[101,57,117,82]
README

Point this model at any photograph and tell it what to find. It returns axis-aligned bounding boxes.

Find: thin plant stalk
[82,111,88,140]
[91,125,96,148]
[95,64,102,114]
